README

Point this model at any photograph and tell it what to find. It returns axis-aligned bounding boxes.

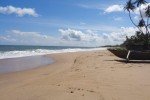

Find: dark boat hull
[108,49,150,60]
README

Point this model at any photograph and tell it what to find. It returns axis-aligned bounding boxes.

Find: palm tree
[138,1,150,49]
[124,0,143,32]
[138,19,145,27]
[124,0,150,50]
[145,5,150,17]
[124,0,136,26]
[145,5,150,33]
[124,0,135,11]
[134,0,148,34]
[133,0,147,7]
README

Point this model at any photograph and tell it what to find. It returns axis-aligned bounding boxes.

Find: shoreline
[0,49,106,74]
[0,50,150,100]
[0,50,104,76]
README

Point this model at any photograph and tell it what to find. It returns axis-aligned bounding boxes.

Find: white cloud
[59,28,101,42]
[0,30,58,45]
[105,3,150,17]
[0,6,38,17]
[0,27,137,47]
[105,5,123,13]
[58,27,137,46]
[134,3,150,18]
[105,27,137,42]
[1,29,103,46]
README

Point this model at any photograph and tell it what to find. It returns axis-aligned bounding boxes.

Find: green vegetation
[123,0,150,50]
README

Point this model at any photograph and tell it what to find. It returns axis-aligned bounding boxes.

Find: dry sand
[0,50,150,100]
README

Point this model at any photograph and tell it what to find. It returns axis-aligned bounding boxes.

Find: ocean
[0,45,106,73]
[0,45,106,59]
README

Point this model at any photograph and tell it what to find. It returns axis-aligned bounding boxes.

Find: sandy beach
[0,50,150,100]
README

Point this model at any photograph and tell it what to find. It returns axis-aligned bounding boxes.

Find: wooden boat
[108,48,150,60]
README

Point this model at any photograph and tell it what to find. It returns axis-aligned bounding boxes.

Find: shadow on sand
[105,59,150,64]
[115,59,150,64]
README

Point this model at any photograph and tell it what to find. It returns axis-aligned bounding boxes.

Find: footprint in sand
[86,89,95,93]
[68,87,84,94]
[110,67,114,69]
[70,91,74,93]
[68,87,96,95]
[57,84,61,86]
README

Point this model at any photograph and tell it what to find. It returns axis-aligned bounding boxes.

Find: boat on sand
[108,48,150,60]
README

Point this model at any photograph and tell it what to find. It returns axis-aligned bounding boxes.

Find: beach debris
[70,91,74,93]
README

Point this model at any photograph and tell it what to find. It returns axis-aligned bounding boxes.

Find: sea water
[0,45,106,73]
[0,45,106,59]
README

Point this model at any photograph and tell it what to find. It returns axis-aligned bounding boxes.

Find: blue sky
[0,0,140,47]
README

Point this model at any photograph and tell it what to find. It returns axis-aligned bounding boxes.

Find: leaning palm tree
[145,5,150,33]
[124,0,150,50]
[124,0,136,26]
[124,0,143,33]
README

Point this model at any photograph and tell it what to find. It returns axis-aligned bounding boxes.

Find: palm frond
[145,5,150,17]
[133,0,147,7]
[138,19,145,27]
[124,0,135,11]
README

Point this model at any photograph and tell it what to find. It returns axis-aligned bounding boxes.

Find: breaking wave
[0,48,106,59]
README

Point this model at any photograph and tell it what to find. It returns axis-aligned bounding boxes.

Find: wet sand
[0,55,54,74]
[0,50,150,100]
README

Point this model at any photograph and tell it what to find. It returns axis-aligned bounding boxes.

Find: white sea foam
[0,48,106,59]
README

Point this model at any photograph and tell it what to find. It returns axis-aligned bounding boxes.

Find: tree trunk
[128,11,143,33]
